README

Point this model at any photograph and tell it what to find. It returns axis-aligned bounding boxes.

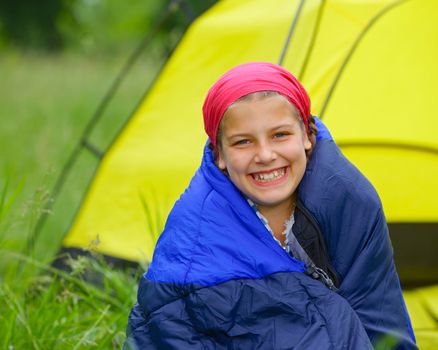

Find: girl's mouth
[250,166,288,184]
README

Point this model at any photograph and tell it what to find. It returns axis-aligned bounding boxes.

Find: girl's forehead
[221,95,300,129]
[229,92,291,109]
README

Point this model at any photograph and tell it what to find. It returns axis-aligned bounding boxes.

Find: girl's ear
[304,134,312,151]
[304,131,314,161]
[216,150,227,170]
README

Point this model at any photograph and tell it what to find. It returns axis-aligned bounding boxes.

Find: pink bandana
[202,62,311,148]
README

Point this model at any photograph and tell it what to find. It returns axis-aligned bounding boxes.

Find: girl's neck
[258,195,296,243]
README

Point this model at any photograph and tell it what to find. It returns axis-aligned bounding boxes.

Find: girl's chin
[248,194,296,212]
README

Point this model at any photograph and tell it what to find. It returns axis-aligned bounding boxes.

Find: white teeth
[253,168,285,182]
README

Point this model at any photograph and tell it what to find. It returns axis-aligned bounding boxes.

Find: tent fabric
[404,285,438,348]
[62,0,438,264]
[126,134,417,348]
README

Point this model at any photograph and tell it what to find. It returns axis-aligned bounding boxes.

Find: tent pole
[278,0,306,66]
[298,0,326,81]
[319,0,408,119]
[26,0,188,256]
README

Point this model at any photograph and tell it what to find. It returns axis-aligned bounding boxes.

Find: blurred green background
[0,0,217,253]
[0,1,217,348]
[0,0,210,53]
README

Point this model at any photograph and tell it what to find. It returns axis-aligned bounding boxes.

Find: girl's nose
[254,143,277,163]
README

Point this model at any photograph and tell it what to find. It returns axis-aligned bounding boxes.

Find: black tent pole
[26,0,189,255]
[297,0,326,82]
[318,0,407,119]
[278,0,305,66]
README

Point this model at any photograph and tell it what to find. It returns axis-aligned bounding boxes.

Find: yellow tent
[63,0,438,279]
[42,0,437,346]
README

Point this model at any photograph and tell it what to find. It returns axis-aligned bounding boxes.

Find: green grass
[0,50,161,348]
[0,249,141,349]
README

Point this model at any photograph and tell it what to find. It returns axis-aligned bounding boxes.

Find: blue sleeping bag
[125,119,416,349]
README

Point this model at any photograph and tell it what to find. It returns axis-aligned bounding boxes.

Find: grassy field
[0,50,159,348]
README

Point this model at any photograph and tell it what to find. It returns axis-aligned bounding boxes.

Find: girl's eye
[274,132,288,138]
[235,139,250,146]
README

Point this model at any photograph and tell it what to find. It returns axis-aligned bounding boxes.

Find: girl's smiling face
[217,94,311,213]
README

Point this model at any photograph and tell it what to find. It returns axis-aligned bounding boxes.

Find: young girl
[125,62,416,349]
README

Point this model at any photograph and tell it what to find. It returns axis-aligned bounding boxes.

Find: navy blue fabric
[126,120,417,349]
[298,134,416,348]
[127,272,372,349]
